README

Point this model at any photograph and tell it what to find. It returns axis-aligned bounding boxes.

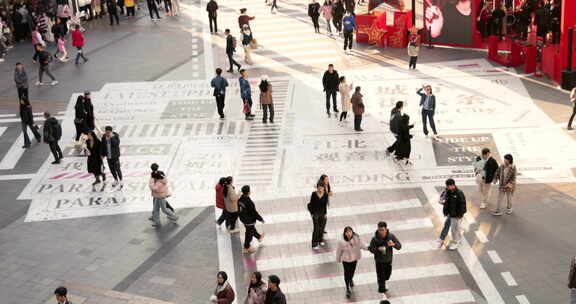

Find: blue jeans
[439,217,451,241]
[22,121,41,146]
[421,109,437,135]
[152,197,177,225]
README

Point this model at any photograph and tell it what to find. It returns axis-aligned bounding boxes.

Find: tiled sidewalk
[43,284,175,304]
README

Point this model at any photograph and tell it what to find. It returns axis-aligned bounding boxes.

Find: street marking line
[282,263,460,294]
[501,272,518,286]
[256,240,439,271]
[0,132,25,170]
[248,56,341,69]
[516,295,531,304]
[0,127,6,136]
[251,50,338,60]
[341,289,476,304]
[475,230,489,243]
[0,174,36,180]
[422,185,505,304]
[265,199,422,224]
[487,250,503,264]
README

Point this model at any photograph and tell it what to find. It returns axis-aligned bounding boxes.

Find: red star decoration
[366,20,386,45]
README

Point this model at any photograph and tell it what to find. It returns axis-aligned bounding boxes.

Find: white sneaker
[506,208,513,215]
[436,239,444,248]
[0,58,4,62]
[35,81,42,86]
[312,245,321,250]
[479,203,487,209]
[319,241,326,246]
[51,80,59,86]
[448,241,460,250]
[381,293,388,300]
[112,180,119,187]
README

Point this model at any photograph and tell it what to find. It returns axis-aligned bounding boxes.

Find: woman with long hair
[244,271,267,304]
[85,131,105,185]
[210,271,235,304]
[395,114,413,165]
[308,183,328,249]
[336,226,366,298]
[215,177,228,227]
[74,95,89,141]
[223,176,240,232]
[259,75,274,123]
[338,76,353,124]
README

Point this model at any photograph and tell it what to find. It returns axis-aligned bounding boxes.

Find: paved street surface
[0,0,575,303]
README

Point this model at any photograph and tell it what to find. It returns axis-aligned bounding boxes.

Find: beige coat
[149,177,171,199]
[224,184,239,212]
[259,84,273,105]
[407,43,420,57]
[494,164,517,193]
[335,234,366,263]
[339,82,353,112]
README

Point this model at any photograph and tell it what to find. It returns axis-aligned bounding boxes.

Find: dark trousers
[568,104,576,128]
[343,261,358,290]
[243,96,253,116]
[227,52,241,71]
[119,4,125,14]
[339,111,347,121]
[421,109,437,135]
[48,141,63,161]
[409,56,417,69]
[311,15,320,31]
[148,2,160,19]
[217,209,228,225]
[375,261,392,293]
[343,29,353,50]
[311,214,327,246]
[164,0,172,12]
[262,104,274,122]
[75,47,88,64]
[244,225,261,249]
[333,16,342,32]
[106,157,123,181]
[325,90,338,113]
[127,6,136,16]
[74,122,86,141]
[22,122,41,146]
[38,65,56,83]
[109,11,120,25]
[215,95,225,118]
[209,15,218,32]
[354,114,362,130]
[492,20,502,36]
[387,134,397,152]
[226,211,238,230]
[17,87,28,102]
[270,0,277,11]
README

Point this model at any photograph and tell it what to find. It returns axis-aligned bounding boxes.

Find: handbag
[250,38,258,49]
[242,102,250,114]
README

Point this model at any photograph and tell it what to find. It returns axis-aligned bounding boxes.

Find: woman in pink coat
[335,226,367,298]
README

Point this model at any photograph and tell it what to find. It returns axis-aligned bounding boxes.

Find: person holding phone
[368,221,402,300]
[416,84,437,138]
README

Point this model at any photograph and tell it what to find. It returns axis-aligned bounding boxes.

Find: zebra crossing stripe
[335,289,476,304]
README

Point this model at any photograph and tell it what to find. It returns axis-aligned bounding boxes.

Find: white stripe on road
[0,127,6,136]
[487,250,503,264]
[0,132,25,170]
[422,185,505,303]
[257,240,439,271]
[475,230,489,243]
[253,41,333,52]
[264,199,422,225]
[516,295,531,304]
[262,218,433,247]
[248,56,341,68]
[342,289,476,304]
[259,35,327,44]
[501,272,518,286]
[0,173,36,180]
[252,28,320,38]
[0,116,64,124]
[282,263,460,294]
[251,50,338,60]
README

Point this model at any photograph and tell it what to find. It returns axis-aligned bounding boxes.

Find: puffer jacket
[224,184,239,212]
[149,177,170,199]
[336,234,366,263]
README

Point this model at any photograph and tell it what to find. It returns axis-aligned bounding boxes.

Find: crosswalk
[114,120,247,138]
[239,190,478,303]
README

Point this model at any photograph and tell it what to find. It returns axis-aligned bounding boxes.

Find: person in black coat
[480,148,498,209]
[394,114,413,165]
[308,183,328,249]
[107,0,120,25]
[85,131,106,185]
[74,96,89,141]
[206,0,218,33]
[308,0,321,33]
[101,126,123,186]
[43,112,63,164]
[20,96,41,148]
[438,178,467,250]
[238,185,265,253]
[322,64,340,116]
[368,221,401,295]
[332,0,345,34]
[386,101,403,155]
[265,275,287,304]
[225,29,241,73]
[84,91,95,131]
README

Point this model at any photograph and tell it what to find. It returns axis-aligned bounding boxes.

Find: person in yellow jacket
[125,0,136,17]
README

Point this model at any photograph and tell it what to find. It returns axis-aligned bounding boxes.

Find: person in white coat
[338,76,353,124]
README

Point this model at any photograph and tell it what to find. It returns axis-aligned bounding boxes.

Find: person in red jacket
[215,177,228,227]
[71,24,88,65]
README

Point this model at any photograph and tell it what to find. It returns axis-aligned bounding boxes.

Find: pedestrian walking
[163,0,173,16]
[416,84,438,138]
[239,69,254,120]
[567,87,576,130]
[238,8,255,30]
[477,148,498,209]
[101,126,123,186]
[19,96,41,148]
[54,286,72,304]
[32,44,58,86]
[125,0,136,17]
[259,75,274,123]
[437,178,467,250]
[225,29,242,73]
[223,176,240,232]
[332,0,344,34]
[210,271,235,304]
[172,0,180,15]
[51,18,68,62]
[107,0,120,25]
[569,256,576,304]
[344,0,354,14]
[74,96,89,141]
[238,185,265,254]
[14,63,28,102]
[395,114,413,165]
[492,154,517,216]
[84,91,95,131]
[264,275,287,304]
[386,101,403,155]
[31,26,45,52]
[338,76,353,124]
[308,183,328,250]
[322,64,339,117]
[215,177,228,227]
[270,0,278,13]
[336,226,367,298]
[210,68,229,119]
[43,112,63,164]
[244,271,267,304]
[320,0,333,35]
[85,131,106,185]
[149,170,179,226]
[407,34,419,70]
[351,86,364,131]
[147,0,161,20]
[71,24,88,64]
[241,25,253,64]
[118,0,125,15]
[308,0,321,33]
[206,0,218,33]
[342,11,355,53]
[368,221,402,300]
